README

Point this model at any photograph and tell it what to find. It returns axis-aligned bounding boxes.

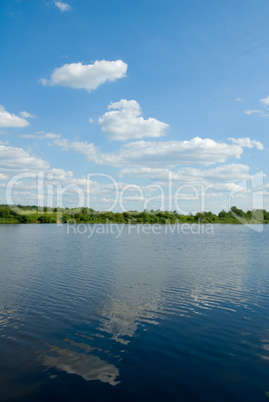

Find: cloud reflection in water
[42,338,120,386]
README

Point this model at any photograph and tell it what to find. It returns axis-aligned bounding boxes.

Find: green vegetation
[0,204,268,224]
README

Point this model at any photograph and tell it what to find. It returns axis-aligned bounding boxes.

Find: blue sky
[1,0,269,213]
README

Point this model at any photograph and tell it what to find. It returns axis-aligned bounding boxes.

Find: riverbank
[0,205,268,224]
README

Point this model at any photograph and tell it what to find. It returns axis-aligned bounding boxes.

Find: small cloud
[236,97,243,102]
[0,105,30,127]
[20,111,35,119]
[54,1,71,12]
[40,60,127,92]
[245,109,263,115]
[21,132,61,140]
[45,133,61,139]
[260,95,269,107]
[245,109,269,117]
[89,118,94,124]
[245,96,269,118]
[228,137,264,150]
[21,134,34,139]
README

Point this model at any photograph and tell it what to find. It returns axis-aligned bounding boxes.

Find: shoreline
[1,205,268,225]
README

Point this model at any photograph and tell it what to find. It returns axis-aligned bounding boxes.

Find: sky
[1,0,269,213]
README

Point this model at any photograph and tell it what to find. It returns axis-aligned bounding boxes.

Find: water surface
[0,224,269,401]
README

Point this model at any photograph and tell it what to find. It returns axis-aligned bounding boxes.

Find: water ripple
[1,224,269,401]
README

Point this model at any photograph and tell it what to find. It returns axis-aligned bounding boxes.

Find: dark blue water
[0,224,269,401]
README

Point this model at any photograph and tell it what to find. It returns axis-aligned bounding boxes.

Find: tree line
[0,204,268,224]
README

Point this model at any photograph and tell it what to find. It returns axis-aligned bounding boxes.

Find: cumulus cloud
[54,1,71,11]
[40,60,127,92]
[0,106,30,128]
[0,145,49,170]
[0,143,265,211]
[98,99,169,141]
[54,137,243,168]
[214,183,247,192]
[21,132,61,140]
[0,144,119,208]
[119,164,251,183]
[228,137,264,150]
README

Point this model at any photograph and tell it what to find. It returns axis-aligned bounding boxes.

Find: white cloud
[0,145,49,170]
[20,111,35,119]
[193,164,251,181]
[98,99,169,141]
[45,133,61,139]
[21,132,61,140]
[260,95,269,106]
[120,164,251,183]
[54,136,243,168]
[245,110,263,115]
[0,106,30,128]
[54,1,71,11]
[119,167,170,179]
[0,142,267,212]
[245,109,269,117]
[236,98,243,102]
[245,96,269,117]
[89,118,94,124]
[40,60,127,92]
[21,135,38,139]
[228,137,264,150]
[214,183,247,192]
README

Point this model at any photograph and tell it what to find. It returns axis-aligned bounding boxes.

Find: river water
[0,224,269,401]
